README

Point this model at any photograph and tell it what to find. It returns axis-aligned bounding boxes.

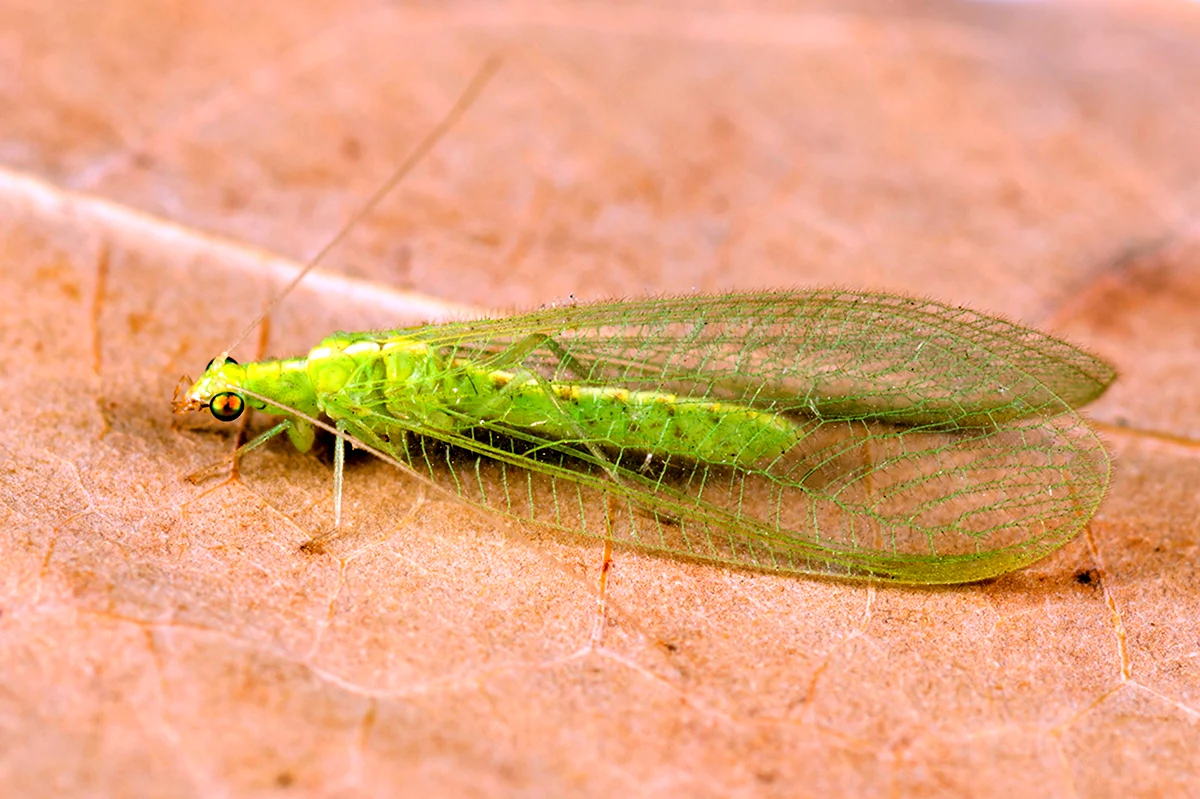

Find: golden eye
[209,391,245,422]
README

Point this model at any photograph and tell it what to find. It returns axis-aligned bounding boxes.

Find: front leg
[186,419,294,484]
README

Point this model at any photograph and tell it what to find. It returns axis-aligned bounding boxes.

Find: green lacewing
[172,60,1114,584]
[175,289,1113,584]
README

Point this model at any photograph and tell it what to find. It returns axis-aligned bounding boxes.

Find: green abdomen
[448,368,801,468]
[309,333,801,469]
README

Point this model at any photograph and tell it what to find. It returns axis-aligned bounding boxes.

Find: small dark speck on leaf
[341,137,363,161]
[299,539,327,556]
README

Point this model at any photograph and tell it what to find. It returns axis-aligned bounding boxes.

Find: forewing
[403,290,1116,425]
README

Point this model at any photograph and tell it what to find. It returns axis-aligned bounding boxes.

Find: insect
[174,288,1114,584]
[172,62,1114,584]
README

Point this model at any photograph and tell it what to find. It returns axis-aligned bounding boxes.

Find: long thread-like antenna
[223,55,504,355]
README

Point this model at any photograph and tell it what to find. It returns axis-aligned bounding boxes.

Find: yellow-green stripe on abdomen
[458,369,801,468]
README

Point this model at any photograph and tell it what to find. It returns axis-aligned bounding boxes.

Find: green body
[179,290,1115,584]
[278,333,796,463]
[204,333,803,468]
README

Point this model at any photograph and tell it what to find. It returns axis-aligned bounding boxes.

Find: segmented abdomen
[308,333,801,468]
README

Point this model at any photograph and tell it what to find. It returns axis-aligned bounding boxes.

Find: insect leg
[483,332,593,381]
[508,367,628,483]
[333,420,347,529]
[187,420,293,484]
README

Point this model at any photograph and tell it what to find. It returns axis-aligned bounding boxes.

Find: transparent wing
[334,290,1112,583]
[396,290,1115,424]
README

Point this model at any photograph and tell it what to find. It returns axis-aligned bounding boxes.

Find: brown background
[2,1,1199,797]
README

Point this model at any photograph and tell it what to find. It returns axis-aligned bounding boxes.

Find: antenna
[223,55,504,354]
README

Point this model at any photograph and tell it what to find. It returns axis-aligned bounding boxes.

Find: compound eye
[209,391,245,422]
[205,355,239,372]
